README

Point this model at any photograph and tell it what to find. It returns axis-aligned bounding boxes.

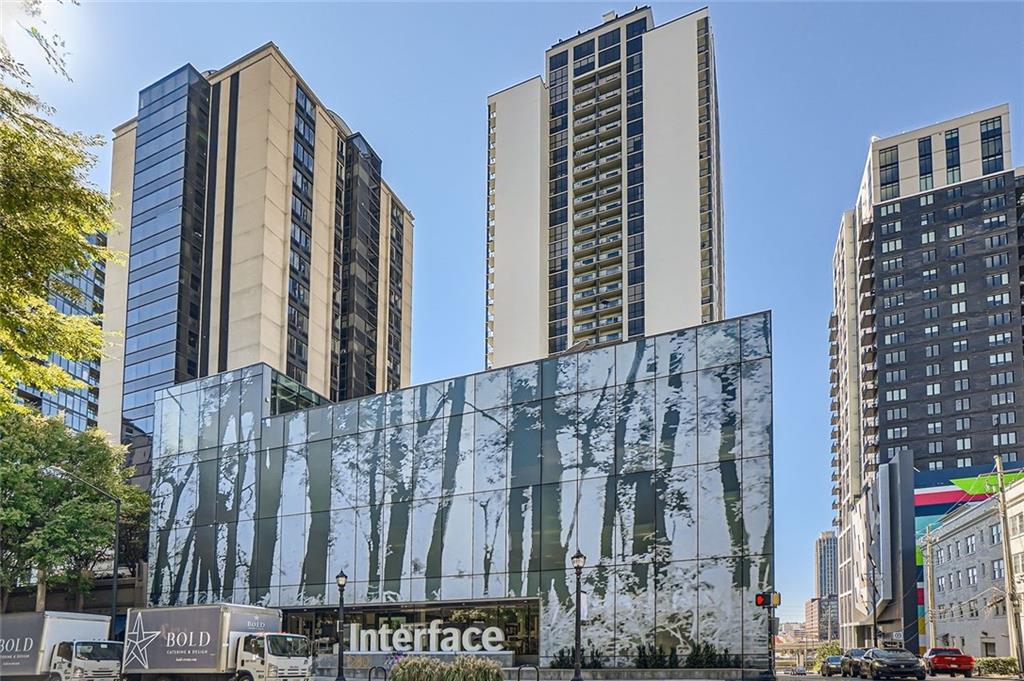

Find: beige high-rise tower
[485,6,725,368]
[99,43,414,487]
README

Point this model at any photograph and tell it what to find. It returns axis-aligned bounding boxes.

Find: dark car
[822,655,844,676]
[842,649,868,677]
[859,648,926,680]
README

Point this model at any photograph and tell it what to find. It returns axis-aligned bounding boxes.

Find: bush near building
[389,655,504,681]
[976,657,1020,676]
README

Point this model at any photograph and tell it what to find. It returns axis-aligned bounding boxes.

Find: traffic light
[755,591,782,608]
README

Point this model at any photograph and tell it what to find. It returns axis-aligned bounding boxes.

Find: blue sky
[12,1,1023,623]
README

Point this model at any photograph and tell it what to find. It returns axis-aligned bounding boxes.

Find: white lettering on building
[348,620,505,653]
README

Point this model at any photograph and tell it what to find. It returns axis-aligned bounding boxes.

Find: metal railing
[367,665,388,681]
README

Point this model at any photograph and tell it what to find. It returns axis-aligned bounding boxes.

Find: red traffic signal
[756,592,769,607]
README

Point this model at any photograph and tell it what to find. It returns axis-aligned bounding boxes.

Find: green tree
[0,410,147,612]
[1,0,115,416]
[813,641,843,672]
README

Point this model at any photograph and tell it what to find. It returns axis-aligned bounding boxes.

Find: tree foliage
[0,0,115,417]
[0,410,148,610]
[813,641,843,671]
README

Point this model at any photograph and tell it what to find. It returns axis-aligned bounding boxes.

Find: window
[991,352,1013,366]
[955,398,970,411]
[921,231,935,244]
[886,407,908,420]
[879,202,900,217]
[952,320,968,334]
[928,441,943,454]
[925,325,939,339]
[992,525,1003,545]
[929,461,944,471]
[982,196,1007,212]
[1013,515,1024,537]
[881,220,902,235]
[991,332,1013,346]
[886,426,908,440]
[927,382,941,396]
[879,145,900,199]
[947,205,963,219]
[981,116,1004,173]
[927,421,942,435]
[883,313,905,327]
[989,312,1012,327]
[921,211,936,226]
[966,536,976,554]
[954,378,970,392]
[950,282,966,295]
[923,268,938,281]
[985,233,1010,248]
[953,339,968,353]
[956,437,972,451]
[883,293,905,308]
[926,363,940,377]
[987,292,1011,307]
[923,287,938,300]
[983,214,1007,230]
[886,388,907,401]
[885,369,906,382]
[884,332,906,345]
[994,559,1005,579]
[949,243,965,257]
[994,411,1016,426]
[957,456,973,468]
[955,417,971,431]
[985,253,1010,268]
[924,306,939,320]
[986,272,1010,287]
[950,262,966,275]
[927,402,942,415]
[922,249,937,264]
[991,371,1015,386]
[951,301,966,315]
[995,431,1018,446]
[881,238,902,253]
[885,350,906,364]
[925,343,940,357]
[983,175,1006,192]
[948,224,964,238]
[953,359,969,372]
[883,275,904,290]
[992,391,1016,406]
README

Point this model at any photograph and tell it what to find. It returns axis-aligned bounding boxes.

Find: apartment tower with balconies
[485,6,724,368]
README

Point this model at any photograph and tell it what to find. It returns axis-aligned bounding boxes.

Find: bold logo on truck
[124,613,161,669]
[0,638,34,653]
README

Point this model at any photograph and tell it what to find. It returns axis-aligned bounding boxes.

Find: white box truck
[0,611,122,681]
[121,604,311,681]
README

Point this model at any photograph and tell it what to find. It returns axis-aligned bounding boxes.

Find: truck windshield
[75,642,123,661]
[266,635,309,658]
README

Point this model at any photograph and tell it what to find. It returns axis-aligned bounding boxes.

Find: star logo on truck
[124,612,161,669]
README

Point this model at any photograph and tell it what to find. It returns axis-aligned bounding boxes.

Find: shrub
[634,643,681,668]
[976,657,1019,676]
[442,655,504,681]
[389,656,447,681]
[549,644,607,669]
[684,641,740,668]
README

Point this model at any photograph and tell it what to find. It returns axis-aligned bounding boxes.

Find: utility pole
[923,527,938,649]
[994,455,1024,675]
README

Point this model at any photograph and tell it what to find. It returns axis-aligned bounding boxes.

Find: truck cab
[49,640,123,681]
[235,634,311,681]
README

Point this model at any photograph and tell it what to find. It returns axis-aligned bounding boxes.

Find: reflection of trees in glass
[425,381,468,598]
[363,429,384,600]
[149,454,196,604]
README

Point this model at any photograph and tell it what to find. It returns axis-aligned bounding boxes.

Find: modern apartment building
[830,104,1022,651]
[17,265,105,432]
[99,43,414,488]
[485,6,724,369]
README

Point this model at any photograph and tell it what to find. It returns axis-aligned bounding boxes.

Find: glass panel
[656,373,697,469]
[510,402,542,488]
[698,558,743,657]
[358,394,385,432]
[333,400,358,436]
[541,353,577,398]
[741,358,772,459]
[474,368,508,411]
[697,319,741,369]
[578,346,615,392]
[740,313,771,361]
[510,362,541,404]
[654,560,698,652]
[473,488,507,592]
[444,376,474,416]
[578,389,615,478]
[474,407,508,493]
[656,327,696,377]
[280,446,309,518]
[616,379,656,474]
[541,396,578,483]
[654,465,697,563]
[698,364,741,463]
[331,435,362,509]
[743,455,773,557]
[219,379,241,446]
[307,405,332,441]
[697,462,742,558]
[616,337,656,384]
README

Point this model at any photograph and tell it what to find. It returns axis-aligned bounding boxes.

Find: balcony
[598,136,621,151]
[573,97,597,113]
[598,200,622,215]
[574,320,598,334]
[573,271,597,287]
[574,113,597,129]
[573,129,597,144]
[598,264,622,281]
[597,120,621,139]
[574,239,598,256]
[598,167,622,186]
[597,105,622,122]
[574,207,597,223]
[598,89,620,104]
[573,175,597,192]
[598,249,622,265]
[598,314,622,328]
[574,143,598,159]
[597,71,620,92]
[598,152,622,168]
[574,286,597,303]
[858,272,874,294]
[598,232,621,248]
[858,256,874,276]
[574,255,598,271]
[574,303,599,319]
[572,81,596,99]
[859,290,875,311]
[573,223,597,239]
[598,183,620,198]
[598,215,622,232]
[573,192,597,207]
[574,159,598,176]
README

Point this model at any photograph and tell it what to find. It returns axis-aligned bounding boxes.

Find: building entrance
[283,598,540,665]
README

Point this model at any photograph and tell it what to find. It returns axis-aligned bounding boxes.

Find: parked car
[822,655,844,677]
[843,649,868,677]
[922,648,975,677]
[792,667,807,676]
[859,647,926,680]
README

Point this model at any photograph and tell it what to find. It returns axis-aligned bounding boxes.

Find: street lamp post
[42,466,121,638]
[571,550,586,681]
[335,571,348,681]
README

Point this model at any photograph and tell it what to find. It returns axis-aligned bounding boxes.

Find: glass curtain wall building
[147,312,774,668]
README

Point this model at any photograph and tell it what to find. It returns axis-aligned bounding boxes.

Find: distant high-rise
[99,43,414,488]
[485,6,724,369]
[815,530,838,599]
[830,104,1021,650]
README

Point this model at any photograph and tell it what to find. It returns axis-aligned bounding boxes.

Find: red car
[922,648,974,677]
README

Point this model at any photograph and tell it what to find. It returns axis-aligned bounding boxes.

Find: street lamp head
[571,550,586,571]
[42,465,68,479]
[336,570,348,589]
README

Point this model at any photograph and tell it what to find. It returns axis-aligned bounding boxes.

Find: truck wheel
[964,673,972,679]
[49,674,61,681]
[237,673,254,681]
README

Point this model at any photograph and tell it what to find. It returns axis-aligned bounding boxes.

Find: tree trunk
[75,582,85,612]
[1,587,9,613]
[35,568,46,612]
